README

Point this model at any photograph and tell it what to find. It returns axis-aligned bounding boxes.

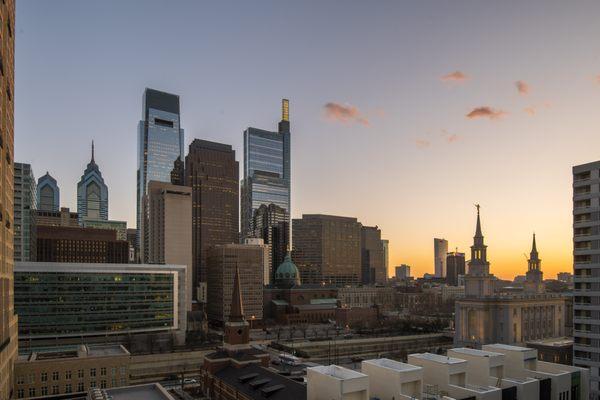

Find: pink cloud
[523,106,536,116]
[440,70,469,83]
[595,75,600,85]
[441,129,461,143]
[515,80,530,95]
[466,106,508,120]
[323,102,370,126]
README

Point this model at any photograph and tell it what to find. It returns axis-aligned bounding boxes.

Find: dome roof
[275,253,301,288]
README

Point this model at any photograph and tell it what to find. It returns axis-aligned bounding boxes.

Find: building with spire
[77,141,108,222]
[455,205,567,348]
[36,172,60,212]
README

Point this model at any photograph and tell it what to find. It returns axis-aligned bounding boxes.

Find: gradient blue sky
[15,1,600,278]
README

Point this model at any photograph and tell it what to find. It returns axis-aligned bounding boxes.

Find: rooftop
[22,344,129,362]
[485,343,530,352]
[450,347,503,358]
[410,353,465,365]
[309,365,367,380]
[363,358,422,372]
[91,383,174,400]
[526,337,573,348]
[215,363,306,400]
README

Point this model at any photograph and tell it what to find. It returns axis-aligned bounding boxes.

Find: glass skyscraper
[14,163,37,262]
[36,172,60,212]
[137,88,184,261]
[77,141,108,222]
[241,99,291,241]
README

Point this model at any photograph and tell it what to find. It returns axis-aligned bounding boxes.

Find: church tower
[465,205,494,297]
[524,233,544,293]
[223,265,250,349]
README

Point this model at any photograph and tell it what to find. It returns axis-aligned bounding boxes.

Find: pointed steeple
[528,233,541,271]
[229,265,245,322]
[531,233,538,256]
[91,140,95,164]
[474,203,483,237]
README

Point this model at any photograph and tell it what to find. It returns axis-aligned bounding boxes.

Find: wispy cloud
[466,106,508,120]
[515,80,530,95]
[595,75,600,85]
[323,102,369,126]
[415,139,431,149]
[441,129,461,143]
[523,106,536,116]
[440,70,469,83]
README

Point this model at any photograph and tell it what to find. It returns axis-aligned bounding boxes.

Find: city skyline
[15,1,600,279]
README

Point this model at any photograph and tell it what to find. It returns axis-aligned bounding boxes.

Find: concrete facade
[307,365,369,400]
[361,358,423,400]
[14,163,36,262]
[434,238,448,278]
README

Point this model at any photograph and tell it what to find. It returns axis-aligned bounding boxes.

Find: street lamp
[250,315,255,330]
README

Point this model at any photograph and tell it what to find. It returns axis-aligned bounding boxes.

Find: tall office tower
[147,180,193,310]
[434,238,448,277]
[382,239,389,279]
[241,99,291,242]
[36,172,59,212]
[252,203,289,282]
[573,161,600,396]
[14,163,37,262]
[395,264,411,280]
[137,88,184,262]
[170,156,185,185]
[360,225,386,285]
[524,233,544,294]
[185,139,239,292]
[292,214,361,286]
[0,1,16,397]
[206,244,265,324]
[77,142,108,222]
[446,251,466,286]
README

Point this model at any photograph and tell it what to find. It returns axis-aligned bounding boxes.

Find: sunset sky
[15,1,600,279]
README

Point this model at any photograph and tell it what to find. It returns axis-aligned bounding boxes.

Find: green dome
[275,253,301,288]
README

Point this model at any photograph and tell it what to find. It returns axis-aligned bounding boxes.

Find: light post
[250,315,255,330]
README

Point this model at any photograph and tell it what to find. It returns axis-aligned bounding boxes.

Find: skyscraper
[241,99,291,242]
[77,141,108,222]
[185,139,239,294]
[361,225,385,285]
[434,238,448,277]
[0,1,16,396]
[137,88,184,262]
[252,203,289,282]
[14,163,37,262]
[36,172,59,212]
[572,161,600,396]
[292,214,361,286]
[446,251,465,286]
[147,180,193,310]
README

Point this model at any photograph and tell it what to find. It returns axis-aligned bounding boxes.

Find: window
[78,369,84,378]
[111,367,116,376]
[90,368,96,377]
[28,373,35,384]
[52,371,59,381]
[41,372,48,382]
[120,366,126,375]
[65,370,72,379]
[90,381,97,388]
[17,389,24,398]
[101,380,107,388]
[65,383,72,393]
[28,388,36,397]
[41,386,48,396]
[77,382,84,392]
[101,367,106,376]
[52,385,59,395]
[16,376,24,385]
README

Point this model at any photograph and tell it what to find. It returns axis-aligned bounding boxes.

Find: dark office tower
[36,172,59,212]
[14,163,37,262]
[77,141,108,223]
[360,225,386,285]
[0,1,16,397]
[252,203,289,281]
[446,251,466,286]
[292,214,361,286]
[170,156,185,186]
[185,139,239,295]
[137,88,184,262]
[241,99,291,241]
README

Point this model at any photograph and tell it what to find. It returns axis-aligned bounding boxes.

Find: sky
[15,1,600,280]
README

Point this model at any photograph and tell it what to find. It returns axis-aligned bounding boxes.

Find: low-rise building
[14,344,130,399]
[361,358,423,400]
[86,383,175,400]
[337,286,395,311]
[307,365,369,400]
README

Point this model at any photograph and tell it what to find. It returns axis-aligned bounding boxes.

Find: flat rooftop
[410,353,465,365]
[451,348,504,358]
[90,384,174,400]
[363,358,422,372]
[485,343,530,352]
[310,365,368,380]
[526,337,573,348]
[22,344,129,362]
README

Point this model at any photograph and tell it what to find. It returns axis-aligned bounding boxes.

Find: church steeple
[223,265,250,347]
[525,233,544,292]
[229,265,245,322]
[528,233,541,272]
[469,204,489,271]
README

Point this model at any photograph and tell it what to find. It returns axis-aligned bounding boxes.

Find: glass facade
[14,267,176,338]
[137,89,184,261]
[36,173,59,212]
[241,121,291,239]
[14,163,37,262]
[77,145,109,223]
